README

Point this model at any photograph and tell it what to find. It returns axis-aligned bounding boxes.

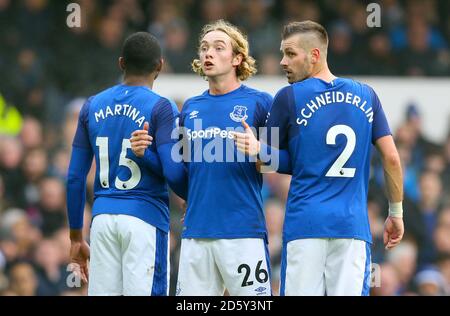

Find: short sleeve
[265,86,296,149]
[179,100,191,128]
[253,92,273,129]
[368,86,392,144]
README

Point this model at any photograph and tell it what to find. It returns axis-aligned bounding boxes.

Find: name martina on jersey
[297,91,374,127]
[94,104,146,127]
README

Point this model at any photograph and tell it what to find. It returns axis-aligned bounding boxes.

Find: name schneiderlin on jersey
[296,89,375,127]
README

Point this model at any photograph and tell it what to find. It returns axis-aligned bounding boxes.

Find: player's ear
[311,48,320,64]
[232,53,243,67]
[118,57,126,71]
[156,58,164,72]
[154,58,164,80]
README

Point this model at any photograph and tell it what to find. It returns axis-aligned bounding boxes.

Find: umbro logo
[255,286,267,295]
[189,111,199,119]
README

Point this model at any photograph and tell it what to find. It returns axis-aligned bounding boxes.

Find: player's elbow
[165,173,184,188]
[67,171,83,184]
[68,168,89,185]
[166,178,188,200]
[67,168,88,192]
[163,166,187,200]
[163,166,186,188]
[382,152,402,170]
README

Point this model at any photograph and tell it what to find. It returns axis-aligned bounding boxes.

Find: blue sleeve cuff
[138,149,163,178]
[258,142,292,174]
[157,143,188,200]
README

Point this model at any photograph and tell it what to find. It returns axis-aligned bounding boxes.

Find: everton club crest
[229,105,248,122]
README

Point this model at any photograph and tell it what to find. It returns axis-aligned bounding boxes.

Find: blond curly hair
[192,20,257,81]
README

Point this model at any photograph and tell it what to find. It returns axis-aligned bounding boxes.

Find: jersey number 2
[325,125,356,178]
[96,137,141,190]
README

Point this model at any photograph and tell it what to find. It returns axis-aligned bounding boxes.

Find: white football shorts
[88,214,169,296]
[280,238,371,296]
[176,238,271,296]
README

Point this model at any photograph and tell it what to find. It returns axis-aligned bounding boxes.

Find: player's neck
[310,63,336,83]
[123,75,155,89]
[207,74,241,96]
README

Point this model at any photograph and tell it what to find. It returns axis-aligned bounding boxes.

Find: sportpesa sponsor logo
[186,127,235,140]
[170,123,281,169]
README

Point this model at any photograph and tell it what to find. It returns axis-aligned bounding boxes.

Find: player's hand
[232,120,260,156]
[383,216,404,250]
[69,239,90,284]
[130,122,153,158]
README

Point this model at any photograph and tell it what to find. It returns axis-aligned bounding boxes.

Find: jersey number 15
[96,137,141,190]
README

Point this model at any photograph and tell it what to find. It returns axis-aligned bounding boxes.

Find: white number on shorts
[96,137,142,190]
[237,260,268,287]
[255,260,269,283]
[325,125,356,178]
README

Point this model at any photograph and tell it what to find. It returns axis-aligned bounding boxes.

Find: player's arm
[254,92,292,174]
[375,135,404,250]
[131,98,188,200]
[259,142,292,174]
[233,87,293,174]
[233,120,292,174]
[130,122,164,178]
[371,87,404,250]
[131,131,187,199]
[375,136,403,204]
[153,100,188,200]
[66,99,93,284]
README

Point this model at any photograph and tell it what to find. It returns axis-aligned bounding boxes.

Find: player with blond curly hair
[191,20,257,81]
[130,20,273,296]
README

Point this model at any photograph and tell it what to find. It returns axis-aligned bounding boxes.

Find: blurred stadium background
[0,0,450,296]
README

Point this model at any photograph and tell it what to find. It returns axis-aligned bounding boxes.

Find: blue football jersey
[72,84,179,232]
[266,78,391,244]
[180,85,272,239]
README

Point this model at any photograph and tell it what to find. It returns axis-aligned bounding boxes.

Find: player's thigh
[214,238,271,296]
[118,215,169,296]
[88,214,123,296]
[281,238,327,296]
[176,238,224,296]
[325,239,371,296]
